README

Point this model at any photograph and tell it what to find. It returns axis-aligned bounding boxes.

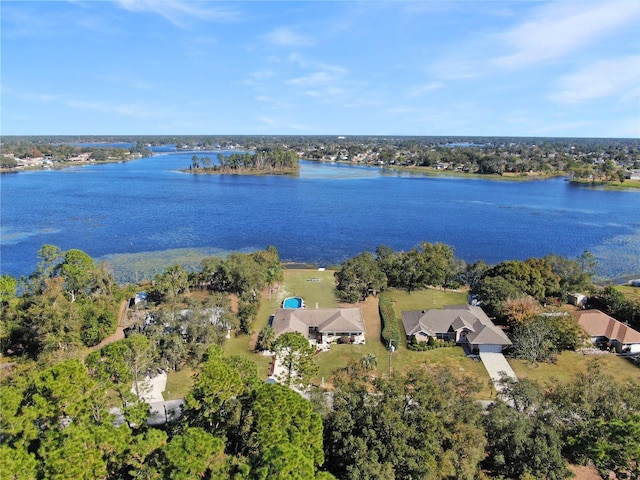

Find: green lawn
[276,268,341,309]
[164,367,196,400]
[615,285,640,301]
[510,351,640,385]
[387,287,469,312]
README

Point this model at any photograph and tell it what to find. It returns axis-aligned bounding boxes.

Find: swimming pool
[282,297,304,309]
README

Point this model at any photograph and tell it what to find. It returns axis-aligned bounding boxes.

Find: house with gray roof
[402,304,511,353]
[271,308,365,344]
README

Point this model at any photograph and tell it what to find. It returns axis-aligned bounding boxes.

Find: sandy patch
[132,372,167,403]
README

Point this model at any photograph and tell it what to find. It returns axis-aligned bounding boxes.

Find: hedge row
[407,338,456,351]
[379,294,401,347]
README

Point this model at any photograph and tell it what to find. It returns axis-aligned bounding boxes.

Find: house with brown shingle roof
[573,309,640,354]
[271,308,365,344]
[401,304,512,353]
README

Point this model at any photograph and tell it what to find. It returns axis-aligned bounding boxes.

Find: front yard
[510,350,640,384]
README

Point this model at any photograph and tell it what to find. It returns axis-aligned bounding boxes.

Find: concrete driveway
[478,352,517,395]
[132,372,167,403]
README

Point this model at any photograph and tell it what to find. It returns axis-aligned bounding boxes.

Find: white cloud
[11,87,164,120]
[263,27,313,47]
[386,106,419,114]
[115,0,241,26]
[259,116,277,126]
[492,1,640,68]
[285,57,349,89]
[287,71,337,88]
[550,56,640,103]
[407,82,444,97]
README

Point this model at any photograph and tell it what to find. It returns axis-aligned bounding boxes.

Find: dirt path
[91,300,128,351]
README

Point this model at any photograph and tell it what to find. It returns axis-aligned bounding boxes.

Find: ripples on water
[1,156,639,283]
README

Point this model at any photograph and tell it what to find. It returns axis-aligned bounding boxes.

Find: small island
[185,147,299,175]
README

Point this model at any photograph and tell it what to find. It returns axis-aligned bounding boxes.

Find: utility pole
[388,340,396,376]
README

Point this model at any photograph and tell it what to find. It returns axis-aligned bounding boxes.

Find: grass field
[510,351,640,385]
[615,285,640,301]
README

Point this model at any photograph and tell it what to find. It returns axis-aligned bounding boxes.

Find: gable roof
[574,309,640,345]
[272,308,365,337]
[401,304,511,346]
[466,323,511,345]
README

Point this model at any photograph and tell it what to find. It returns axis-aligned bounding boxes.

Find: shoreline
[4,152,639,191]
[0,157,139,174]
[182,166,299,176]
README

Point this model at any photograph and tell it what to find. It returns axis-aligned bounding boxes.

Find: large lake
[1,151,639,283]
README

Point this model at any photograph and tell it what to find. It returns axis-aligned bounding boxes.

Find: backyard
[230,269,493,396]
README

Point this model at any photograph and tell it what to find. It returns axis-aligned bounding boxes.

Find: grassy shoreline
[568,178,640,190]
[181,166,299,176]
[0,157,138,173]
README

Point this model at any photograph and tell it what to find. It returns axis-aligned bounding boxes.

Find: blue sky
[2,1,639,137]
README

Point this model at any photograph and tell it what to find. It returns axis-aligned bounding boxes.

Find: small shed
[568,293,587,308]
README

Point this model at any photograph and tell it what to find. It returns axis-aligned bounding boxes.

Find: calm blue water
[1,153,639,282]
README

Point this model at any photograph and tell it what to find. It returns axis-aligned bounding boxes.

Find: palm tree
[256,326,276,352]
[360,353,378,371]
[265,264,284,300]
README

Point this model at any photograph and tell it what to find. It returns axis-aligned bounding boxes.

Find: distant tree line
[5,135,639,181]
[0,141,152,166]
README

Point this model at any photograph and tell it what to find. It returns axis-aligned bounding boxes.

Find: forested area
[189,148,299,173]
[1,243,640,478]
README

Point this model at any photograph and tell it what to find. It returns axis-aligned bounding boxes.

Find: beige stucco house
[271,308,365,344]
[402,304,512,353]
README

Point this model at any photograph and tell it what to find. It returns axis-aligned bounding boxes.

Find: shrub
[337,336,354,344]
[407,336,455,351]
[379,294,400,347]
